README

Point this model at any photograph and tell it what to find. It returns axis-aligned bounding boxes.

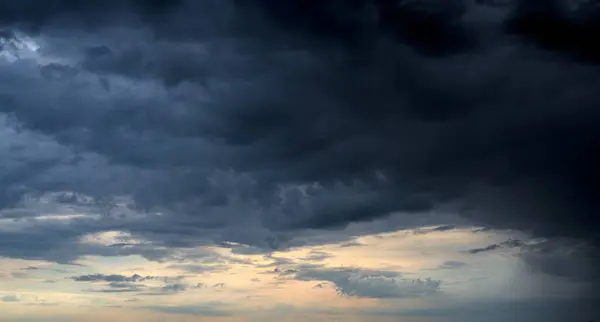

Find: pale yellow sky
[0,226,586,321]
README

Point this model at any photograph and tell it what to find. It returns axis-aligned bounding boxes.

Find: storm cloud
[0,0,599,316]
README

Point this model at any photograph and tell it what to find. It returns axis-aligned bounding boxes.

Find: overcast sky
[0,0,599,321]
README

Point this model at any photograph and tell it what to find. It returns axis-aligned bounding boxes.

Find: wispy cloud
[141,302,231,317]
[438,261,467,269]
[414,225,457,235]
[464,239,525,254]
[1,294,20,302]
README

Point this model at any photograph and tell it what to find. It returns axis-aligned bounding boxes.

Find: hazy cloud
[141,303,230,317]
[1,294,20,302]
[300,250,333,262]
[465,239,525,254]
[167,264,229,274]
[293,268,441,299]
[438,261,468,269]
[70,274,144,283]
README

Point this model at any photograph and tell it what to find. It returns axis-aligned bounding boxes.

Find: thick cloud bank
[0,1,599,305]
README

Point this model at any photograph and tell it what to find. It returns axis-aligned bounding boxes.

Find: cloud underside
[0,0,598,289]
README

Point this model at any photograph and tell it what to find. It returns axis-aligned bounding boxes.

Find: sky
[0,0,599,321]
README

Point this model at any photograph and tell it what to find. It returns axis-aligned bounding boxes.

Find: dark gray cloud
[292,267,441,299]
[414,225,457,235]
[505,0,600,63]
[70,273,144,282]
[68,273,186,287]
[159,283,188,293]
[465,238,524,254]
[518,238,600,282]
[0,0,598,307]
[1,1,591,243]
[438,260,467,269]
[0,0,183,31]
[466,244,502,254]
[272,268,299,277]
[70,274,206,295]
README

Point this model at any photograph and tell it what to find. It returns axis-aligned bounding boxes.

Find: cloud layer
[0,1,599,319]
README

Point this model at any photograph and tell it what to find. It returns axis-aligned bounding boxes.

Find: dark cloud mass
[505,0,600,63]
[0,0,599,309]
